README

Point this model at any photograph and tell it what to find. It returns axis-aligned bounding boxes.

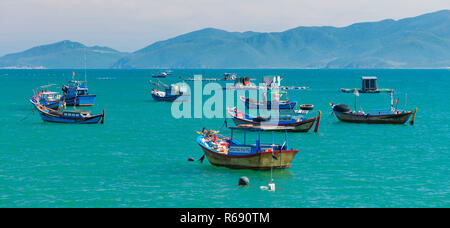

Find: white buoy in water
[268,183,276,191]
[260,182,276,191]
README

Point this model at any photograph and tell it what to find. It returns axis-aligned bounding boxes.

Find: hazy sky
[0,0,448,56]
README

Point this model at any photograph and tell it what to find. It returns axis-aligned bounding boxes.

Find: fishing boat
[152,70,172,78]
[150,80,185,102]
[30,90,62,110]
[152,72,168,78]
[196,126,299,169]
[61,80,96,106]
[31,100,104,124]
[240,90,297,110]
[227,107,319,132]
[340,76,393,93]
[330,90,417,124]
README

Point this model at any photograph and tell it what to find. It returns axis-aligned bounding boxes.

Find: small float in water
[31,100,104,124]
[227,107,320,132]
[293,104,314,115]
[196,125,299,170]
[331,90,417,124]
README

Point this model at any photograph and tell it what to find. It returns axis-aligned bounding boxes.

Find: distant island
[0,10,449,69]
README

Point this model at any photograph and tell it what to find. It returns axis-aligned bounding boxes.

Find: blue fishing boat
[150,80,184,102]
[61,80,96,106]
[227,107,319,132]
[30,90,62,110]
[196,126,299,170]
[240,89,297,110]
[31,100,104,124]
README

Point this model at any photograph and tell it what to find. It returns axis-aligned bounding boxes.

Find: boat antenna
[354,88,359,111]
[390,90,394,111]
[404,93,407,112]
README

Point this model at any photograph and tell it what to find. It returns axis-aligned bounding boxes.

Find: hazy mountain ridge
[1,10,449,69]
[0,40,128,69]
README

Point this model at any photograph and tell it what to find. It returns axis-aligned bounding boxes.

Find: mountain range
[1,10,449,69]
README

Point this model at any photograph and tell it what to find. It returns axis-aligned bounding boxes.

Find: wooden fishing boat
[196,126,299,170]
[31,100,104,124]
[331,106,414,124]
[330,90,417,124]
[227,107,318,132]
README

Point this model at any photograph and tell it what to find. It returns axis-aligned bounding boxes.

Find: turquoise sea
[0,69,448,208]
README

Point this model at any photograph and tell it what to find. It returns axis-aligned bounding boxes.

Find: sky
[0,0,448,56]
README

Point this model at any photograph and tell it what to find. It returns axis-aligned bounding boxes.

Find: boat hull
[333,111,413,124]
[38,112,103,124]
[231,117,315,132]
[32,101,104,124]
[151,93,181,102]
[63,95,96,106]
[30,98,60,110]
[242,97,296,110]
[340,88,393,93]
[199,143,298,170]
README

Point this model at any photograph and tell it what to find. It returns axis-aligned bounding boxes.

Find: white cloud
[0,0,448,55]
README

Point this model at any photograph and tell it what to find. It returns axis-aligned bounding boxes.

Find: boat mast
[390,90,394,111]
[404,93,407,112]
[84,48,87,86]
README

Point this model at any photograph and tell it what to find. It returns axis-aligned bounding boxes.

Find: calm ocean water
[0,69,448,208]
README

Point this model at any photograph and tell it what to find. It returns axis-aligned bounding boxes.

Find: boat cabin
[38,91,60,101]
[63,80,90,96]
[62,110,92,118]
[228,125,290,154]
[361,76,378,92]
[263,75,282,88]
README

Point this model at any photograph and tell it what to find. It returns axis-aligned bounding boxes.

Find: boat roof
[62,110,91,114]
[361,76,377,80]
